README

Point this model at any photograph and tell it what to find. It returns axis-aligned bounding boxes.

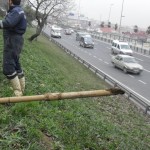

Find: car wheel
[123,67,127,73]
[137,71,141,75]
[112,62,116,68]
[111,49,114,54]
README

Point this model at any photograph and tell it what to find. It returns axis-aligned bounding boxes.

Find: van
[76,32,90,41]
[79,35,94,49]
[64,29,72,35]
[111,40,133,56]
[51,28,61,38]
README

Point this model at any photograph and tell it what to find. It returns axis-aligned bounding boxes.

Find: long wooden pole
[0,88,124,104]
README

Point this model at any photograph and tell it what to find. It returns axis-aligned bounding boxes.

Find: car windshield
[121,44,130,49]
[123,57,137,63]
[84,37,93,42]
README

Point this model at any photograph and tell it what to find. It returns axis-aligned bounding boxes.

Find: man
[0,0,27,96]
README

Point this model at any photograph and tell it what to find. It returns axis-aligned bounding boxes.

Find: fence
[90,32,150,55]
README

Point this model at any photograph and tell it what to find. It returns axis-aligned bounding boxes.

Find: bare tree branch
[27,0,73,41]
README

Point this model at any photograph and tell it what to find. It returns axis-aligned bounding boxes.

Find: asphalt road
[44,26,150,102]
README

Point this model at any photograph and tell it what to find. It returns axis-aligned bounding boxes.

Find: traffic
[45,25,150,102]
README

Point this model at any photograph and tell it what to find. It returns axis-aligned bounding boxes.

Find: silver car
[111,55,143,74]
[111,40,133,56]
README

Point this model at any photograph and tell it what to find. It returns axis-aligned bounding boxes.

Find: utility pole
[108,4,114,23]
[119,0,125,34]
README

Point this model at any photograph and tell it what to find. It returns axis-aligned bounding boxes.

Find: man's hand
[0,20,3,29]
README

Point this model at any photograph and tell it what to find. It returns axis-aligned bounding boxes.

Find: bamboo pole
[0,88,124,104]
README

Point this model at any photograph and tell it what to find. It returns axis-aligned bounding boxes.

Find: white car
[111,55,143,74]
[111,40,133,56]
[51,27,61,38]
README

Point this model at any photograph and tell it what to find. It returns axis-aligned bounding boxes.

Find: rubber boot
[10,76,23,96]
[19,77,25,93]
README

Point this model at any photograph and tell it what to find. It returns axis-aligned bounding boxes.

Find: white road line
[143,68,150,73]
[135,58,143,61]
[138,80,147,85]
[134,51,150,58]
[88,53,92,56]
[104,62,109,64]
[99,58,102,61]
[129,75,135,78]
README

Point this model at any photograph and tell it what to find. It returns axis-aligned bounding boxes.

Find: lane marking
[104,61,109,65]
[129,75,135,78]
[134,51,150,58]
[143,68,150,73]
[135,58,143,61]
[93,56,97,58]
[107,47,111,49]
[138,80,147,85]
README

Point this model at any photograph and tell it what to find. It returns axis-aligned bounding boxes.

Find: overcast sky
[74,0,150,29]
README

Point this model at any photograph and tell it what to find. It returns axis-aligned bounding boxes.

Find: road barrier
[90,32,150,56]
[42,31,150,115]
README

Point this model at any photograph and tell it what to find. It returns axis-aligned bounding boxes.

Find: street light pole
[108,4,113,23]
[119,0,125,34]
[78,0,81,27]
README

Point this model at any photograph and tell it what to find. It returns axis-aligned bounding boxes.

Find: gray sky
[74,0,150,29]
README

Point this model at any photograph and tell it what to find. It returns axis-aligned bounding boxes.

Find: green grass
[0,28,150,150]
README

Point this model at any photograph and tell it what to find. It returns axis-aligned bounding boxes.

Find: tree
[0,0,7,16]
[146,26,150,34]
[100,21,104,28]
[88,21,91,27]
[27,0,73,41]
[134,25,138,33]
[114,23,118,30]
[0,0,7,9]
[108,22,111,28]
[0,0,27,17]
[24,5,36,25]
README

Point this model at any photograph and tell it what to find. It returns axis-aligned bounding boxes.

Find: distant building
[67,13,89,29]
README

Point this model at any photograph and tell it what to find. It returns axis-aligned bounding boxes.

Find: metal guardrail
[42,31,150,114]
[90,32,150,56]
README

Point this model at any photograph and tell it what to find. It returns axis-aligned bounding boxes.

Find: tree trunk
[28,26,43,42]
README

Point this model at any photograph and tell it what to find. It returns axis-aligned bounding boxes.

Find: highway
[44,26,150,102]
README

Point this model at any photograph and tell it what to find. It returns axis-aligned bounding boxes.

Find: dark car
[79,35,94,48]
[76,32,90,41]
[64,29,72,35]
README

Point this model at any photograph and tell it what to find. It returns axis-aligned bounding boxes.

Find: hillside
[0,28,150,150]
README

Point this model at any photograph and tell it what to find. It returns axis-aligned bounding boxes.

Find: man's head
[9,0,21,6]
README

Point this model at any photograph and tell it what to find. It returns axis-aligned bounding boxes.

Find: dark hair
[11,0,21,5]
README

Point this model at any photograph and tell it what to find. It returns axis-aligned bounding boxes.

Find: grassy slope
[0,28,150,150]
